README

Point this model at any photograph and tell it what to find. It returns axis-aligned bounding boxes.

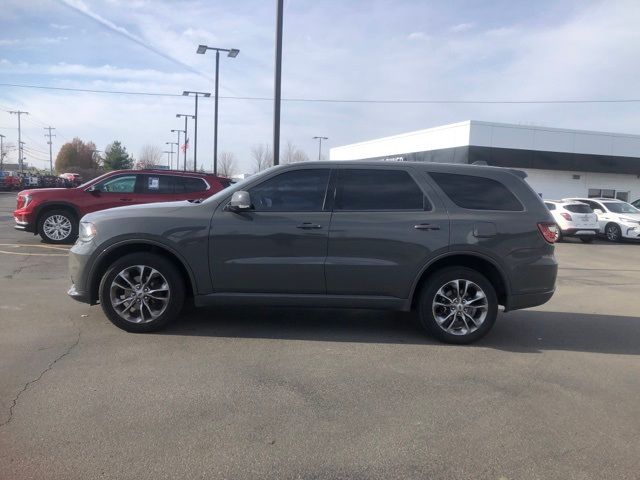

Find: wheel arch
[409,253,509,310]
[88,240,197,304]
[35,202,81,228]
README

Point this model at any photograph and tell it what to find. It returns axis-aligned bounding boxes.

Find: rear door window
[142,175,174,194]
[429,172,523,211]
[174,176,208,193]
[335,169,429,211]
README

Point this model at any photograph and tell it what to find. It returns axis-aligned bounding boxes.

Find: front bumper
[14,217,35,233]
[621,225,640,239]
[67,283,92,304]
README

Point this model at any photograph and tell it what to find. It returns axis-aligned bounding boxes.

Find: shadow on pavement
[162,306,640,355]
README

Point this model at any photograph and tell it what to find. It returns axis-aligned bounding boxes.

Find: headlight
[21,194,32,209]
[79,221,97,241]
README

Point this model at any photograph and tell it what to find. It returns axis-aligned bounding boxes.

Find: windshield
[77,171,113,189]
[603,202,640,214]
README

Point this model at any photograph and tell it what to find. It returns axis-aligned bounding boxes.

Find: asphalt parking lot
[0,191,638,480]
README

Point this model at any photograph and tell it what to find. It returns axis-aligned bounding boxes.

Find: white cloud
[450,22,475,33]
[0,36,68,46]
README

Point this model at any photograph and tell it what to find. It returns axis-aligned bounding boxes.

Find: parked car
[544,200,598,242]
[564,197,640,242]
[59,172,82,186]
[1,171,22,190]
[632,199,640,209]
[14,169,231,244]
[68,161,558,344]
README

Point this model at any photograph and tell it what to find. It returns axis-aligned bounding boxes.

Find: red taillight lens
[538,222,558,243]
[560,213,572,221]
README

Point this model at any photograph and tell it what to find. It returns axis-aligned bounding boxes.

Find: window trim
[140,173,211,194]
[332,167,432,212]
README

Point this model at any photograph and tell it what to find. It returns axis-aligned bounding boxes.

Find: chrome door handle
[414,223,440,231]
[297,223,323,229]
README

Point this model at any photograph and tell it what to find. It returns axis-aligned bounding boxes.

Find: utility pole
[9,110,28,173]
[0,134,5,171]
[273,0,284,166]
[44,126,56,174]
[171,129,185,170]
[312,136,328,161]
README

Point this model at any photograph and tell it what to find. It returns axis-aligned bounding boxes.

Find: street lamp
[171,129,185,170]
[176,114,195,171]
[312,136,328,161]
[196,44,239,175]
[182,91,211,172]
[165,141,178,169]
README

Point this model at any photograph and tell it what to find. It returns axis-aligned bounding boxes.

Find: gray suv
[68,161,558,344]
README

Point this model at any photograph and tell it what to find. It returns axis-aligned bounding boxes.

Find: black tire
[38,209,78,244]
[417,267,498,344]
[99,252,185,333]
[580,236,595,243]
[605,223,622,242]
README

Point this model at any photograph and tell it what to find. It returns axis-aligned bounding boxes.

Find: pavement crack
[0,318,81,428]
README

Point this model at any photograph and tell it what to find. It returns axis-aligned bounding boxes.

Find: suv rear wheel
[99,253,185,332]
[418,267,498,344]
[38,209,78,244]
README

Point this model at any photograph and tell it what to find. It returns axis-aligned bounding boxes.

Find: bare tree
[218,151,238,177]
[281,140,310,164]
[251,143,273,173]
[137,144,163,169]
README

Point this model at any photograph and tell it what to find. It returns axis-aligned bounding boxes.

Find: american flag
[181,137,189,153]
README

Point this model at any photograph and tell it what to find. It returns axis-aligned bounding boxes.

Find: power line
[2,82,640,105]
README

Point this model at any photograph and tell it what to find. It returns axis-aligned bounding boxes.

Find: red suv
[14,169,231,243]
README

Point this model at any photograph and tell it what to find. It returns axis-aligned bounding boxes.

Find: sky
[1,0,640,173]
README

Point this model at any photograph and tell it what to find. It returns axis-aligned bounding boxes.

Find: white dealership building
[329,120,640,202]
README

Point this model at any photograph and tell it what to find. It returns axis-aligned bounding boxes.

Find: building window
[588,189,601,198]
[572,174,581,180]
[616,191,629,202]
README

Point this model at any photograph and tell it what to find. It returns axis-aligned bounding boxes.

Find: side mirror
[228,190,252,212]
[593,209,603,215]
[86,185,100,194]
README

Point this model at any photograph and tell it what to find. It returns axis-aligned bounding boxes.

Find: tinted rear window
[175,177,208,193]
[335,169,428,211]
[429,172,523,211]
[564,204,592,213]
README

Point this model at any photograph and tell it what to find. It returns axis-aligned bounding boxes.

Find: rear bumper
[505,288,555,311]
[562,228,598,236]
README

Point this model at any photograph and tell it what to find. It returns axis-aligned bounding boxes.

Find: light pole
[0,134,5,171]
[165,141,178,169]
[273,0,284,166]
[9,110,28,173]
[196,44,239,175]
[163,150,172,168]
[183,91,211,172]
[171,129,185,169]
[312,136,328,161]
[176,114,195,171]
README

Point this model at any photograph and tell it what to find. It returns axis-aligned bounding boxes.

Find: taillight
[538,222,558,243]
[560,213,572,221]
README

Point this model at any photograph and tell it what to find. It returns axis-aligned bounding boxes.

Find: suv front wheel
[99,253,185,332]
[418,267,498,344]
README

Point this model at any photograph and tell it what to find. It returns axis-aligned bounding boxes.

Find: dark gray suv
[68,161,558,344]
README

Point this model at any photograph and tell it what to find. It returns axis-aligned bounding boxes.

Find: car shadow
[161,306,640,356]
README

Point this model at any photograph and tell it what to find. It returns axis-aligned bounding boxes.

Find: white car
[544,200,599,243]
[563,198,640,242]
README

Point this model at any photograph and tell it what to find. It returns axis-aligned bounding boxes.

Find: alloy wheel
[432,279,489,336]
[109,265,171,324]
[42,214,72,241]
[606,224,621,242]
